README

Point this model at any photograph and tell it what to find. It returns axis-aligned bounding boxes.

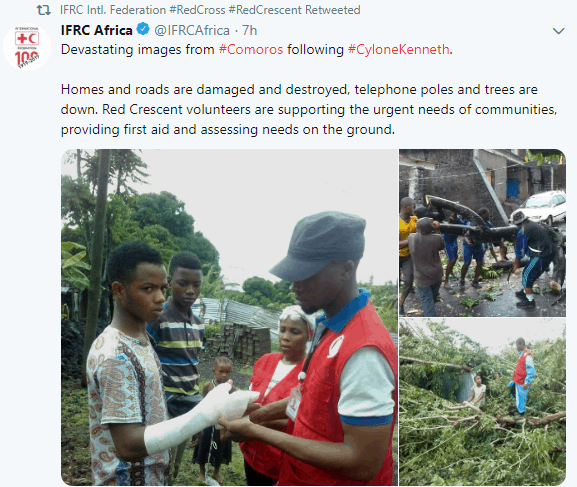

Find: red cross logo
[15,32,39,45]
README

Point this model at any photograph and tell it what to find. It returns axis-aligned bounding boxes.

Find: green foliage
[131,192,220,269]
[201,264,226,299]
[243,276,275,300]
[203,324,221,340]
[400,324,566,485]
[526,149,565,167]
[61,241,91,291]
[360,277,398,332]
[63,166,221,275]
[61,175,94,226]
[479,265,502,280]
[460,297,480,309]
[401,321,504,399]
[61,380,92,485]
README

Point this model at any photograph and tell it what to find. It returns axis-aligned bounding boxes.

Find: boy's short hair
[478,207,490,217]
[400,197,413,210]
[214,356,232,367]
[169,251,202,277]
[516,337,525,345]
[108,240,163,285]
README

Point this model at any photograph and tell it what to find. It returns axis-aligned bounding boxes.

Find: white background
[2,1,574,486]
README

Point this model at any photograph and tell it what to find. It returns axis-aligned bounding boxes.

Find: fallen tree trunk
[461,401,485,415]
[495,411,566,426]
[400,356,472,372]
[438,223,518,243]
[426,195,487,228]
[427,195,518,242]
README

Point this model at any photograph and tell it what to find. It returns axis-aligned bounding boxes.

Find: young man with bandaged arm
[86,241,258,485]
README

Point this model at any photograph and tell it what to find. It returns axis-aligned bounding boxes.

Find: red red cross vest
[277,302,398,486]
[240,353,304,480]
[513,349,533,386]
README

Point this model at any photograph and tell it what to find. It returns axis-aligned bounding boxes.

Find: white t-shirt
[264,360,297,397]
[338,347,396,419]
[248,359,297,397]
[471,383,486,406]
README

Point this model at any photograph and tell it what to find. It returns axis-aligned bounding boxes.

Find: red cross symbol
[15,32,38,45]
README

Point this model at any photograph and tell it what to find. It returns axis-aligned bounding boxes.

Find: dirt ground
[62,345,399,486]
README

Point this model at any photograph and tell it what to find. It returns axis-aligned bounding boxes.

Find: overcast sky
[62,149,398,286]
[403,318,566,354]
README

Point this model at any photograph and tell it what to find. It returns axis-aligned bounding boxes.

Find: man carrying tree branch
[508,337,536,420]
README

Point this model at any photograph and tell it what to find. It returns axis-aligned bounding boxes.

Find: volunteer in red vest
[241,305,314,485]
[508,337,536,420]
[219,211,398,486]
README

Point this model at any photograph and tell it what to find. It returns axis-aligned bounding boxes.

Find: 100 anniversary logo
[4,24,51,71]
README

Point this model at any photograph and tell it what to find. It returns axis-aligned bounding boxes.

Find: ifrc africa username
[170,25,229,35]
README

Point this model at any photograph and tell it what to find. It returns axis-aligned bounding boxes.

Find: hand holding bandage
[144,382,260,455]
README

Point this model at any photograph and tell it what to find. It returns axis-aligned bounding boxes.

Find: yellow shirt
[399,215,418,257]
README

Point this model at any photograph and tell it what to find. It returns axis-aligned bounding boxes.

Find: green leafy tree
[359,277,398,332]
[526,149,565,167]
[399,321,566,486]
[200,264,226,299]
[243,276,275,300]
[132,192,220,269]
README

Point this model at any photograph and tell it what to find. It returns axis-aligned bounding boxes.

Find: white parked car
[517,191,566,225]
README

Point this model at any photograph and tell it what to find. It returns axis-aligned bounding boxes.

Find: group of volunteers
[399,196,560,316]
[460,337,536,421]
[86,211,399,486]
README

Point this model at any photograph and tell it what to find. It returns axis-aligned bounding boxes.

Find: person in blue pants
[511,210,557,309]
[509,337,536,420]
[442,211,464,288]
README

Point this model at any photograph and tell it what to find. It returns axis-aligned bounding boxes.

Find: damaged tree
[400,321,566,485]
[400,356,472,372]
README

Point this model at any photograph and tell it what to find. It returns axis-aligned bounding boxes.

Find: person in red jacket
[508,337,536,420]
[219,211,398,486]
[241,305,314,485]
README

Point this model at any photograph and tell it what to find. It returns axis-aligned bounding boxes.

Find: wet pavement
[401,222,566,318]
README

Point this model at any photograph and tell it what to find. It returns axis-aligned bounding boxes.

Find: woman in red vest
[240,305,314,486]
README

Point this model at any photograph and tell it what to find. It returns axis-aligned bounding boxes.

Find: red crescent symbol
[29,33,37,43]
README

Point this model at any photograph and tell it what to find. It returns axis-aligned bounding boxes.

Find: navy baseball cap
[269,211,366,281]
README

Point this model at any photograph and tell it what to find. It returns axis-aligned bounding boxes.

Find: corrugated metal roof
[194,298,282,331]
[196,298,399,350]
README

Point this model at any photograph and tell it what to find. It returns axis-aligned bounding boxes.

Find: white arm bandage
[144,382,259,455]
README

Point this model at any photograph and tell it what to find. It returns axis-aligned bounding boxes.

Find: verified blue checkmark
[137,22,150,35]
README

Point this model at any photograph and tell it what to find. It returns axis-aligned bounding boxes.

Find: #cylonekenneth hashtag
[348,44,356,53]
[219,44,227,53]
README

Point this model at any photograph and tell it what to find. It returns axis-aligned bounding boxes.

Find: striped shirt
[147,297,204,395]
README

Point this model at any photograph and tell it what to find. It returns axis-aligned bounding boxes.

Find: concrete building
[399,149,566,225]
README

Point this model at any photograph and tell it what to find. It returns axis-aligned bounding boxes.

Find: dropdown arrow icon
[553,28,565,34]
